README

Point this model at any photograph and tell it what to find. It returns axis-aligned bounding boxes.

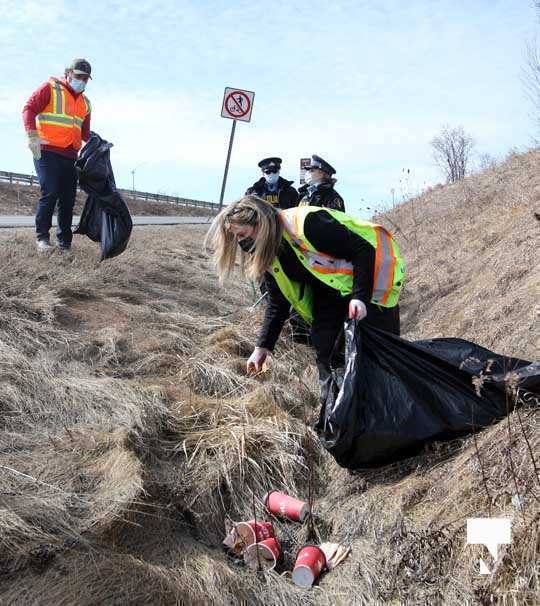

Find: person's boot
[37,239,53,252]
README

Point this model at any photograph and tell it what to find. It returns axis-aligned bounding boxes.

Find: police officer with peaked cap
[245,156,299,209]
[298,154,345,211]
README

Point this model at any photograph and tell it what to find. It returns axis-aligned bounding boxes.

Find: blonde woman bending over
[205,195,405,390]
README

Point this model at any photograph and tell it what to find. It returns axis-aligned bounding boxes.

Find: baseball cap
[69,58,92,79]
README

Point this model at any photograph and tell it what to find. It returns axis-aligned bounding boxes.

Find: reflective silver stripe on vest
[282,212,353,274]
[281,214,300,244]
[73,116,84,126]
[304,251,353,273]
[38,114,74,126]
[53,82,64,114]
[372,228,394,302]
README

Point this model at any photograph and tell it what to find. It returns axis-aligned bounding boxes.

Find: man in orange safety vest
[22,58,92,252]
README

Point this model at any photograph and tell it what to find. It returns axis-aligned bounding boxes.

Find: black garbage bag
[75,131,115,194]
[317,321,539,469]
[74,132,132,261]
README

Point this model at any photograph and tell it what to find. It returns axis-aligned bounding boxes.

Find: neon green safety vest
[270,206,405,324]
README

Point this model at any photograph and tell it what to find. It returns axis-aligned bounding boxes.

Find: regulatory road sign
[221,87,255,122]
[299,157,311,185]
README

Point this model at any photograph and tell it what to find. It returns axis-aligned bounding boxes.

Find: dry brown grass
[376,148,540,360]
[0,226,320,605]
[0,149,538,605]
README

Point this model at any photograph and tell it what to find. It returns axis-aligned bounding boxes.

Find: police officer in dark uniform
[298,154,345,211]
[245,157,298,209]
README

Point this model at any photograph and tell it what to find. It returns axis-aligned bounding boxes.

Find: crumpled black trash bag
[75,131,115,194]
[316,321,539,469]
[74,132,132,261]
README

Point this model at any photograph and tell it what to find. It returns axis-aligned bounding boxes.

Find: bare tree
[524,38,540,137]
[431,125,475,183]
[522,2,540,137]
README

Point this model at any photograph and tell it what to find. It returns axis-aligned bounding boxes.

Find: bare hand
[247,347,269,374]
[348,299,367,321]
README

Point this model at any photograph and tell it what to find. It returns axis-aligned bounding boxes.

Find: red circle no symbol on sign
[225,91,251,118]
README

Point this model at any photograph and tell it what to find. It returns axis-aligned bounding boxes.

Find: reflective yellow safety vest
[270,206,405,324]
[36,78,91,150]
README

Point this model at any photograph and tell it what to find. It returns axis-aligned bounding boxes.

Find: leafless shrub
[474,152,499,173]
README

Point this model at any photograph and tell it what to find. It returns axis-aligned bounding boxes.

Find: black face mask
[238,236,256,254]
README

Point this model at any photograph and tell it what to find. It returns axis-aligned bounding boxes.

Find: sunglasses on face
[263,168,279,174]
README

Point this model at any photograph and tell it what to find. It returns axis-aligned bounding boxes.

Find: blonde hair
[205,195,283,283]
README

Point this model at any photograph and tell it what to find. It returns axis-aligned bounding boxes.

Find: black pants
[311,294,400,378]
[34,151,78,246]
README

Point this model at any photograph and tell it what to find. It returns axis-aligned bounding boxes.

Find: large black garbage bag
[75,191,132,260]
[74,132,132,261]
[317,321,539,469]
[75,131,114,194]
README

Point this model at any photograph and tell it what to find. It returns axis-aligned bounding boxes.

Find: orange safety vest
[36,79,91,151]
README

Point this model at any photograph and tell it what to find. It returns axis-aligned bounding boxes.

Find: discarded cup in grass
[244,536,281,571]
[223,526,245,557]
[236,520,274,547]
[292,545,327,588]
[264,490,309,523]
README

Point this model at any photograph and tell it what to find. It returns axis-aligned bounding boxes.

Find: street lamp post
[131,162,147,196]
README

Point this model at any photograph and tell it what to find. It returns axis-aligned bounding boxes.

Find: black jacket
[298,178,345,211]
[256,210,376,351]
[245,177,298,210]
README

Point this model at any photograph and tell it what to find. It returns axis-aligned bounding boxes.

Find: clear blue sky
[0,0,536,216]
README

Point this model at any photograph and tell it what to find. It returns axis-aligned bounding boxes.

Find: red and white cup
[235,520,274,548]
[264,490,309,523]
[292,545,327,588]
[244,537,281,571]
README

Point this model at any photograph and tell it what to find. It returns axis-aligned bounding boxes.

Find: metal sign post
[218,119,237,209]
[218,87,255,211]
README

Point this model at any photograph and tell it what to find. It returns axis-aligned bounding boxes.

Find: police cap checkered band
[307,154,336,175]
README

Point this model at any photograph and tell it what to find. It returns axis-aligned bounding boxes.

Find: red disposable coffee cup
[292,545,327,588]
[244,537,281,571]
[264,490,309,523]
[236,520,274,548]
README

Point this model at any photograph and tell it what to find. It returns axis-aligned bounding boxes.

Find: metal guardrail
[0,170,219,212]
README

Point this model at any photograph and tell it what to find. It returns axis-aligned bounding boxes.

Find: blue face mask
[70,77,86,93]
[264,171,280,186]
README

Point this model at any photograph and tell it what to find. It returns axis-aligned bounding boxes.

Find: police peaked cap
[258,157,282,170]
[306,154,336,175]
